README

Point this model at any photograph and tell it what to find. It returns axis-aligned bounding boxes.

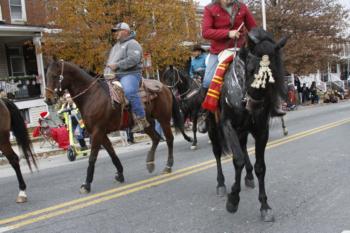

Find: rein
[165,67,200,99]
[70,76,102,100]
[165,67,182,88]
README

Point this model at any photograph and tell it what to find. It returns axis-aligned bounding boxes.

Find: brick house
[0,0,48,127]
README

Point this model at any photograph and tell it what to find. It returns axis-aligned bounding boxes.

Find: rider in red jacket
[201,0,285,116]
[202,0,256,55]
[201,0,256,89]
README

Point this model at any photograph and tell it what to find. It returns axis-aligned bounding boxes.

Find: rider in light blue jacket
[189,45,207,80]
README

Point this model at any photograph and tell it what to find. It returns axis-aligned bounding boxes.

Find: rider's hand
[228,30,240,39]
[107,64,117,70]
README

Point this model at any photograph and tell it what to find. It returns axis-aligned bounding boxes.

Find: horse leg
[0,134,27,203]
[254,130,274,222]
[207,113,226,196]
[80,132,102,194]
[281,117,288,136]
[221,119,245,213]
[190,111,198,150]
[159,121,174,174]
[144,121,160,173]
[240,133,255,189]
[100,135,124,183]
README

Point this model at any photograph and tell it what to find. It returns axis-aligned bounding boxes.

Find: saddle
[107,78,163,107]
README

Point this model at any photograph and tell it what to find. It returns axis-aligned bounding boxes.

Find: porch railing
[0,75,42,100]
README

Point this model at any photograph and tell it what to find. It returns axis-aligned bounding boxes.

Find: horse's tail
[171,93,192,142]
[3,99,37,171]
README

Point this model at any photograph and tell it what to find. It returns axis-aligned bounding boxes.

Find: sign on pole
[143,52,152,79]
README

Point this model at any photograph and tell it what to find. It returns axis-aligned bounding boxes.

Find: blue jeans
[118,73,145,118]
[155,120,163,138]
[203,54,219,88]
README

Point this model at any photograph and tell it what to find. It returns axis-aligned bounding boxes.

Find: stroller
[58,102,89,161]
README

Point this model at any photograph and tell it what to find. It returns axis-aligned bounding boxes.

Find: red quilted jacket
[202,2,257,54]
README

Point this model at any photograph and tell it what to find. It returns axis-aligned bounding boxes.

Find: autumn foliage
[44,0,198,73]
[249,0,349,74]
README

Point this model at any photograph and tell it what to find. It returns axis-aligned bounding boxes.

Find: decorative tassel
[251,55,275,89]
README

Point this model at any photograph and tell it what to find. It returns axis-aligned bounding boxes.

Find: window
[7,46,26,76]
[9,0,27,22]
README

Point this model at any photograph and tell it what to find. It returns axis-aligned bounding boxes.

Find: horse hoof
[115,173,125,183]
[190,145,197,150]
[146,162,155,173]
[79,184,90,194]
[245,177,255,189]
[226,198,238,214]
[162,167,172,174]
[283,129,288,136]
[261,209,275,222]
[216,186,227,197]
[16,196,27,203]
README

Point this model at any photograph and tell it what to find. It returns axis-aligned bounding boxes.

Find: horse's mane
[63,62,96,82]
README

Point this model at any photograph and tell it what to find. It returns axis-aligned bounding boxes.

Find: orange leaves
[44,0,198,72]
[249,0,349,74]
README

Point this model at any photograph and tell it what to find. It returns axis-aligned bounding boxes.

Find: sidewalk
[291,98,350,112]
[0,133,150,166]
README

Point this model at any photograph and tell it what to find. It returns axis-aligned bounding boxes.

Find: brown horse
[45,60,192,193]
[0,98,37,203]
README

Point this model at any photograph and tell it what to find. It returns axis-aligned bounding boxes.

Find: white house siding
[29,105,47,127]
[14,98,47,127]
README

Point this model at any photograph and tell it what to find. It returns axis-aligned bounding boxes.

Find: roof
[0,25,45,37]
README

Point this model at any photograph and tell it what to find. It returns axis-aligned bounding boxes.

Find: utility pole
[262,0,267,30]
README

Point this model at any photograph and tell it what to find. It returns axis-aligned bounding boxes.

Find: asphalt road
[0,101,350,233]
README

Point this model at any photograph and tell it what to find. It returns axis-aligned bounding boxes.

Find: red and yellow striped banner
[202,54,234,112]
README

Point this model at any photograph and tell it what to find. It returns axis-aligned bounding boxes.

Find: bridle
[164,66,201,99]
[45,60,102,101]
[164,66,182,89]
[45,59,65,99]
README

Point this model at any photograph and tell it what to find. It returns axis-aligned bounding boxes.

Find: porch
[0,25,47,127]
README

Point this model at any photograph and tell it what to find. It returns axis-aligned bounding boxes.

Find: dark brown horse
[0,98,37,203]
[45,60,192,193]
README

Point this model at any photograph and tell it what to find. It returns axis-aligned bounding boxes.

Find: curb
[1,134,151,166]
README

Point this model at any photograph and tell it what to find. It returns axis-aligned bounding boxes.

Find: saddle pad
[142,79,163,92]
[109,81,158,106]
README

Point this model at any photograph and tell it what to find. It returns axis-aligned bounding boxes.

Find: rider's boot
[131,116,150,133]
[271,97,286,117]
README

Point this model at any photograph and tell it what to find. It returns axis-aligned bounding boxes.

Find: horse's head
[161,66,194,96]
[243,27,288,112]
[161,66,181,88]
[45,58,71,105]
